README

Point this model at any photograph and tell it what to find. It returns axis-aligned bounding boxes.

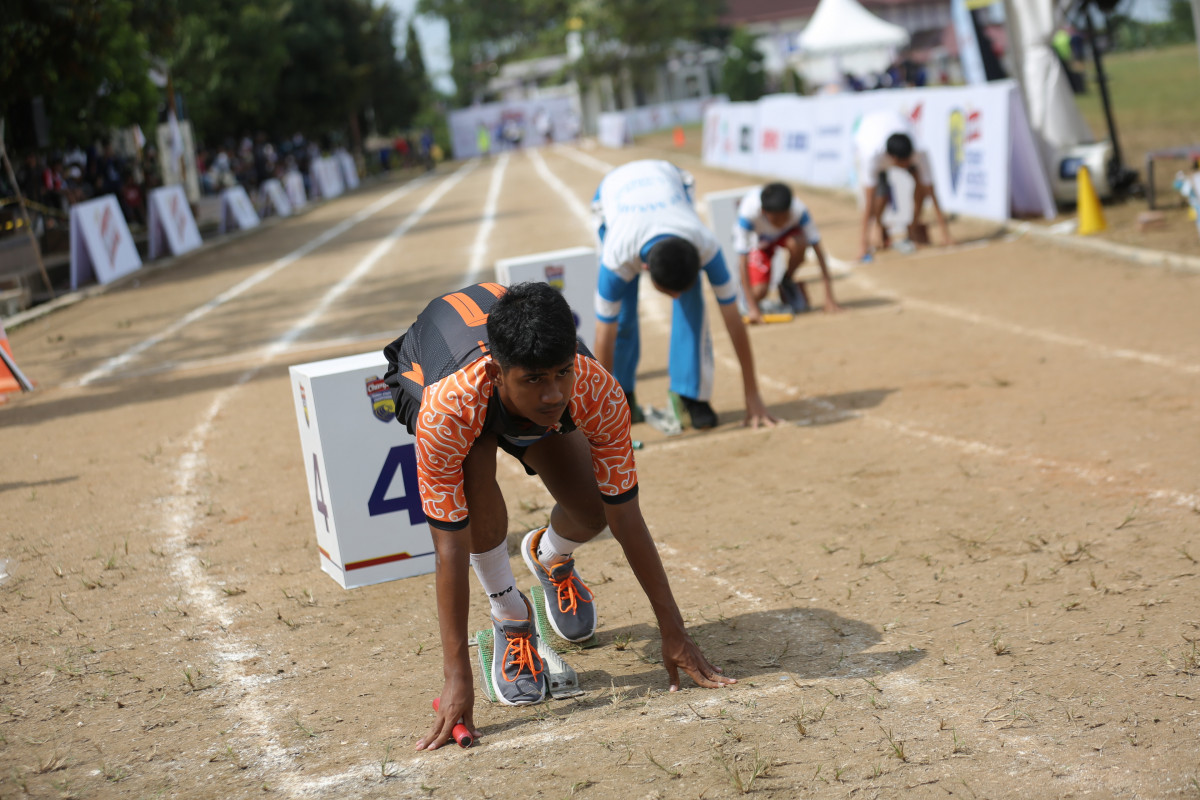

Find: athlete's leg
[522,429,607,545]
[612,276,641,397]
[463,435,507,553]
[780,232,811,307]
[668,278,714,402]
[462,435,526,619]
[746,247,774,303]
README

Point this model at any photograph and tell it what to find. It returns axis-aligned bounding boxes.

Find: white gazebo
[793,0,911,87]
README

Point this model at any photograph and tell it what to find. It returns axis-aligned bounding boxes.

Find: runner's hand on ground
[417,675,478,751]
[662,628,736,691]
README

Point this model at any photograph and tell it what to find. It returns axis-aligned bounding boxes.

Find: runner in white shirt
[592,160,776,430]
[853,109,953,261]
[734,183,843,323]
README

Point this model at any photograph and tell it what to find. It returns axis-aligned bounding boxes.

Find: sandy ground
[1,140,1198,800]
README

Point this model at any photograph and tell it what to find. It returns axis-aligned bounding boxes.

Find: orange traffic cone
[1076,165,1107,235]
[0,320,33,398]
[672,126,686,148]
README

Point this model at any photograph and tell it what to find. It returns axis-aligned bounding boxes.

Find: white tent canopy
[793,0,911,86]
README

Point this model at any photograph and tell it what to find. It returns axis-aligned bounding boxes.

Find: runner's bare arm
[416,527,479,750]
[716,302,777,428]
[603,495,735,691]
[594,318,618,373]
[813,242,843,313]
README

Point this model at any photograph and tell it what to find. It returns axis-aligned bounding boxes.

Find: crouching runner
[383,281,734,752]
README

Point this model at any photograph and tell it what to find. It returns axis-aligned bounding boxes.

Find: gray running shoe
[522,528,597,643]
[490,595,548,706]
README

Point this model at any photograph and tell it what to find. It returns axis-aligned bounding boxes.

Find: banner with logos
[69,195,142,289]
[447,96,579,159]
[147,184,202,260]
[702,81,1055,221]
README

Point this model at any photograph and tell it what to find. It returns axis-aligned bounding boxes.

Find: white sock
[470,541,527,620]
[536,523,578,567]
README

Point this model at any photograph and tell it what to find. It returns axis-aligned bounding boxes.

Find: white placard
[284,170,308,209]
[290,351,434,589]
[147,185,202,260]
[312,158,344,199]
[260,178,293,218]
[219,185,261,234]
[597,113,631,149]
[336,151,359,190]
[495,247,598,351]
[69,195,142,289]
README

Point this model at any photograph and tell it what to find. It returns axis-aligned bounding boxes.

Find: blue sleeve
[596,266,635,323]
[702,250,739,305]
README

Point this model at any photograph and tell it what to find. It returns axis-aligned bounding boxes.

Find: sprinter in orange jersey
[383,282,733,751]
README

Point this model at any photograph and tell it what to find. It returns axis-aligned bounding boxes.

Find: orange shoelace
[501,632,543,683]
[552,572,593,616]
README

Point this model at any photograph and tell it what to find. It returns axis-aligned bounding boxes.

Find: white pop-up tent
[794,0,911,86]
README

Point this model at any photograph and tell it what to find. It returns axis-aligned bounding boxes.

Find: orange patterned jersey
[383,284,638,531]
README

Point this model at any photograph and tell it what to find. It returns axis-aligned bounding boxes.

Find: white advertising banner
[284,170,308,209]
[260,178,293,218]
[219,185,261,234]
[147,184,202,260]
[448,96,579,159]
[69,195,142,289]
[702,82,1055,222]
[290,351,434,589]
[495,247,598,351]
[597,113,631,149]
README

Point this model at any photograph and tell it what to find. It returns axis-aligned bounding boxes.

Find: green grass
[1075,44,1200,170]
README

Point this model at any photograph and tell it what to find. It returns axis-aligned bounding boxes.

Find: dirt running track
[2,141,1198,800]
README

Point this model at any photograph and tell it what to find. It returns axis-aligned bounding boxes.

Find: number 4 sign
[289,351,433,589]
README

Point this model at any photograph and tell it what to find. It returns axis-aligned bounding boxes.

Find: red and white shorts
[746,225,804,287]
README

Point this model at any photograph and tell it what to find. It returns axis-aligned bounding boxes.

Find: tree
[2,0,158,149]
[719,27,765,102]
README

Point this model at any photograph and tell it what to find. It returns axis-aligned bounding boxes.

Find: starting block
[475,626,585,703]
[289,351,434,589]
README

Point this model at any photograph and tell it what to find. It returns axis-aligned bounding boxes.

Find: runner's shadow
[474,606,924,740]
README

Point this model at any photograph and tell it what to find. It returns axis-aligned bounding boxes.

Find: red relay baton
[431,698,473,748]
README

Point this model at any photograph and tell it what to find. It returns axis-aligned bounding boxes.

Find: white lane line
[82,330,400,383]
[73,173,438,388]
[855,272,1200,376]
[160,161,477,795]
[533,152,1200,512]
[552,144,616,173]
[467,151,510,284]
[527,147,596,227]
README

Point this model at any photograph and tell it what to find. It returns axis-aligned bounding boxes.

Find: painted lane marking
[73,173,441,387]
[467,151,510,284]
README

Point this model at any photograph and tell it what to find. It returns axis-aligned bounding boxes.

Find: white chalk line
[854,272,1200,376]
[79,330,400,383]
[72,173,436,388]
[158,162,478,796]
[536,149,1200,512]
[466,151,509,284]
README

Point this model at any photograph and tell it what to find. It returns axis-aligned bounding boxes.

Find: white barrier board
[284,171,308,209]
[336,151,360,190]
[495,247,597,351]
[147,185,202,260]
[260,178,293,218]
[69,195,142,289]
[703,81,1056,222]
[219,185,261,234]
[313,158,345,199]
[290,351,434,589]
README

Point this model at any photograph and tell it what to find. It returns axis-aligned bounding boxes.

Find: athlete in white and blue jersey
[734,183,842,322]
[591,159,775,430]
